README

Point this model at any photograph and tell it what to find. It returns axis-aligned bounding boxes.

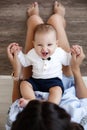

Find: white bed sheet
[5,75,87,130]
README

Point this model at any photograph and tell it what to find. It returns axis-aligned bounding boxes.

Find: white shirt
[18,47,71,79]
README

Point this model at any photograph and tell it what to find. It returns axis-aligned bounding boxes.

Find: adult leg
[18,2,44,106]
[12,2,44,102]
[23,2,44,79]
[47,1,72,76]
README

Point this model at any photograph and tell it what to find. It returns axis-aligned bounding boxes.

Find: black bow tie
[42,57,51,61]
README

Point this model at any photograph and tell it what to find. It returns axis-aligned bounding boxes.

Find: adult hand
[70,45,85,72]
[7,43,22,77]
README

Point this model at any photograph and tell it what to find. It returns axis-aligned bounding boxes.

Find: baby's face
[33,31,57,59]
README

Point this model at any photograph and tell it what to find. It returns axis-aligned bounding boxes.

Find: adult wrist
[72,67,81,76]
[11,71,19,81]
[11,71,23,81]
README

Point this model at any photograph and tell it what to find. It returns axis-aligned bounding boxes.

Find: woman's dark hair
[11,100,84,130]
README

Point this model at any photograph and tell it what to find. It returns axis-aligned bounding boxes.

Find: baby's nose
[42,46,48,52]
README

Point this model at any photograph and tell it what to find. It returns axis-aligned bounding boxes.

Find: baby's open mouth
[42,52,48,57]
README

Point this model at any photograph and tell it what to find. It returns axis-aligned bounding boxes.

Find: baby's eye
[48,43,52,46]
[38,44,42,46]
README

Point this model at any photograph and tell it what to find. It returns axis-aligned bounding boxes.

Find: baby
[10,23,80,107]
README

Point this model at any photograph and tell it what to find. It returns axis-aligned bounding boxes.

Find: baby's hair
[33,23,57,39]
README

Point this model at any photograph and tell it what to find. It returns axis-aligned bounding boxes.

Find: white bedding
[5,75,87,130]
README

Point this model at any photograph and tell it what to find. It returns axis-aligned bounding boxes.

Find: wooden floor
[0,0,87,75]
[0,76,13,130]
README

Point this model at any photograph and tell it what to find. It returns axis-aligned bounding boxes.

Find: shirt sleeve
[59,48,71,66]
[18,51,31,67]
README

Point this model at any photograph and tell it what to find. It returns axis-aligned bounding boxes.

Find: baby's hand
[71,45,81,56]
[10,43,22,55]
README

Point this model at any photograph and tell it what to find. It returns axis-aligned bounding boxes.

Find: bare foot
[27,2,39,17]
[54,1,65,17]
[19,98,30,107]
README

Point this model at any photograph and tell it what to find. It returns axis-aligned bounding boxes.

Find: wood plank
[0,0,87,75]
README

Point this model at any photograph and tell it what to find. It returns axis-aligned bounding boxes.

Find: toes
[34,2,39,11]
[27,4,33,14]
[34,2,38,7]
[54,1,65,17]
[54,1,59,7]
[54,1,60,11]
[27,2,39,16]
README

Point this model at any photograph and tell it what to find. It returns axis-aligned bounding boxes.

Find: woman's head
[11,100,84,130]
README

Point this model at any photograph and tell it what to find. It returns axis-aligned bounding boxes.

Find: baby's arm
[9,42,26,69]
[10,43,25,67]
[61,45,81,66]
[10,42,31,67]
[18,51,31,67]
[10,42,22,55]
